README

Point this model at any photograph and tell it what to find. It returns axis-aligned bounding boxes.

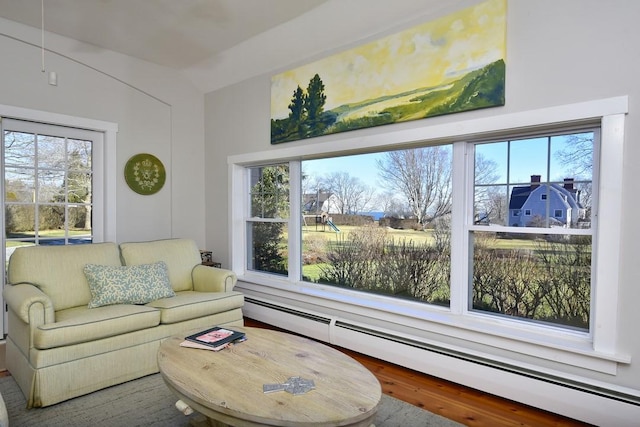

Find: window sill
[236,274,630,375]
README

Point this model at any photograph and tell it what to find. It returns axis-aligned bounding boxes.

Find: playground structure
[302,212,340,232]
[326,219,340,232]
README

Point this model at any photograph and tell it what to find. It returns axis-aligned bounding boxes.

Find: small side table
[202,261,222,268]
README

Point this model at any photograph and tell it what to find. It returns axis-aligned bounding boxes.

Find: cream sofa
[3,238,244,408]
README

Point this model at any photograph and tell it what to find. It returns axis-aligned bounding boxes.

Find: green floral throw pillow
[84,261,175,308]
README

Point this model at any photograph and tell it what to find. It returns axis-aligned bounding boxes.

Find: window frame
[0,104,117,242]
[229,97,629,374]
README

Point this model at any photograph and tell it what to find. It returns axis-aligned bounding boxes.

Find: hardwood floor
[244,318,591,427]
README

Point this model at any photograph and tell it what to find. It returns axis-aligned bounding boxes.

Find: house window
[3,120,103,248]
[301,146,452,306]
[472,130,594,329]
[246,164,289,276]
[231,97,626,370]
[524,209,531,216]
[243,129,596,329]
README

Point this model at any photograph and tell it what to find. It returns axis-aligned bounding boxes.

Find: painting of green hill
[331,60,505,134]
[271,0,506,144]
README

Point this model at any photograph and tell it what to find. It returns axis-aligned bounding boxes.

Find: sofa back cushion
[7,242,122,311]
[119,238,201,292]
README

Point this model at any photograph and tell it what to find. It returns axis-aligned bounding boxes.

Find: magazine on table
[179,339,230,352]
[184,326,245,349]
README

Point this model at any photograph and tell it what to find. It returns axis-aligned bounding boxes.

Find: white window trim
[229,96,629,373]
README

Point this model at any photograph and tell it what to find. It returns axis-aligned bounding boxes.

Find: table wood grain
[158,326,381,426]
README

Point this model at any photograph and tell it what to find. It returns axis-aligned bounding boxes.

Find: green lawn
[5,229,91,247]
[302,224,543,250]
[302,224,435,244]
[299,224,549,281]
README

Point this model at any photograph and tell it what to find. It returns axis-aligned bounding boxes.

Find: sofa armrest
[3,283,55,325]
[192,265,237,293]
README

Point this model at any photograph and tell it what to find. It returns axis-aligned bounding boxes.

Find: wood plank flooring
[244,318,591,427]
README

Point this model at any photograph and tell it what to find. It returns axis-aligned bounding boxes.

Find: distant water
[358,211,385,221]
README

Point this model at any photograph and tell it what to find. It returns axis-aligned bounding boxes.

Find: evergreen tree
[305,74,327,137]
[288,86,306,138]
[250,165,289,274]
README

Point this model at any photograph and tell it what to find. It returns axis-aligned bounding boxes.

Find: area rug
[0,374,462,426]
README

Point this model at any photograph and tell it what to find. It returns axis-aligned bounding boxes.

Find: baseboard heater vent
[334,321,640,407]
[245,297,331,325]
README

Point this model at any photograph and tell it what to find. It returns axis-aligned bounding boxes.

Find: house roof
[509,183,583,211]
[509,186,532,210]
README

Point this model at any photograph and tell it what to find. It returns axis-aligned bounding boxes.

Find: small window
[472,130,595,330]
[3,121,100,247]
[246,164,289,276]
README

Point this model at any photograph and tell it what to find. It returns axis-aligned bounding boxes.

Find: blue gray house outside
[508,175,585,227]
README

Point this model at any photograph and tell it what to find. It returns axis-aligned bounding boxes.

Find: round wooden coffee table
[158,326,381,427]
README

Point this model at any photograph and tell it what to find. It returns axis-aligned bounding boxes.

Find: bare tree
[378,191,408,218]
[324,171,374,214]
[555,133,594,221]
[377,146,452,226]
[473,153,502,224]
[555,133,593,177]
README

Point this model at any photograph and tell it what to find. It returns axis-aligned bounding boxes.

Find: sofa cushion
[145,290,245,324]
[34,305,161,349]
[7,242,122,311]
[84,262,175,308]
[119,239,202,292]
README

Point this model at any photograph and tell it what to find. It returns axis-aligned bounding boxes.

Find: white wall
[203,0,640,419]
[0,17,206,246]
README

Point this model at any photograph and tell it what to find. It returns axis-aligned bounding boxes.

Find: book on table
[179,339,229,351]
[184,326,245,350]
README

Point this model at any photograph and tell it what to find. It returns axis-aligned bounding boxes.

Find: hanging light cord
[41,0,45,72]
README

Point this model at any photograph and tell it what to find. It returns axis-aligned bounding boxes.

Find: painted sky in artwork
[271,0,506,120]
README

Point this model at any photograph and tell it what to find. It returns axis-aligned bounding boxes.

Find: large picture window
[301,147,452,306]
[243,129,596,330]
[231,98,626,369]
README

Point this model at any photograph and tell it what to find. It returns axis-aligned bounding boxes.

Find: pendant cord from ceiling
[41,0,45,72]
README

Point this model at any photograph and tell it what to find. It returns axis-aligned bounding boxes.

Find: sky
[302,153,384,192]
[301,132,592,211]
[271,0,507,119]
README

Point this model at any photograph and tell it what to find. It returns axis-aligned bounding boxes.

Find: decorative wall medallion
[124,153,166,195]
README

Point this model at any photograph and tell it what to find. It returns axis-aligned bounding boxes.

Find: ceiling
[0,0,328,69]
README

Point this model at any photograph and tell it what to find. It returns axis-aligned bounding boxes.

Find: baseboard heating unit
[243,296,640,425]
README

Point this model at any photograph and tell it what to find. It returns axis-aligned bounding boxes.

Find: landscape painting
[271,0,506,144]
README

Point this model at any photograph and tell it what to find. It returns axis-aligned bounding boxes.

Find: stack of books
[180,326,246,351]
